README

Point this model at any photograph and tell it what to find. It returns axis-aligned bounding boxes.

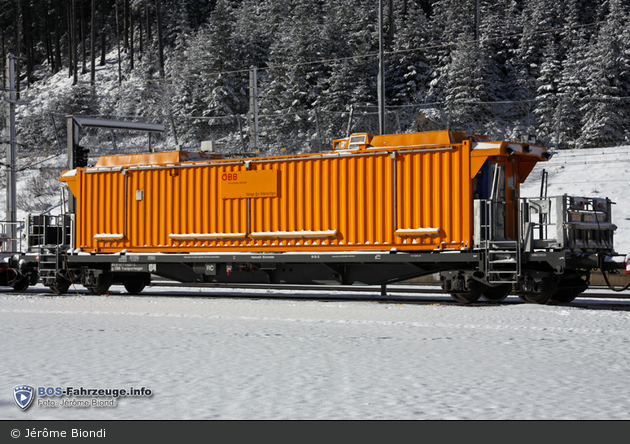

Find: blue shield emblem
[13,385,34,411]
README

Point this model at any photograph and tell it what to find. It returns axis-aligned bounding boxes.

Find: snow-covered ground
[1,284,630,420]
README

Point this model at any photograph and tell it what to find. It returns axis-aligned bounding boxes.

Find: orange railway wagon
[59,131,542,254]
[17,130,624,304]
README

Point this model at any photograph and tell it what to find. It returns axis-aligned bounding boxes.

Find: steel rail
[145,281,630,300]
[3,283,630,311]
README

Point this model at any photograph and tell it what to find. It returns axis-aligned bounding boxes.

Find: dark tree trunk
[123,0,129,50]
[21,2,28,81]
[30,13,36,84]
[54,1,62,74]
[130,7,134,70]
[100,0,106,66]
[81,0,87,74]
[1,27,5,88]
[155,0,164,77]
[387,0,394,46]
[22,0,33,87]
[16,0,21,97]
[145,0,151,42]
[72,0,78,85]
[115,0,122,85]
[138,6,143,61]
[45,3,53,70]
[91,0,95,85]
[67,0,73,78]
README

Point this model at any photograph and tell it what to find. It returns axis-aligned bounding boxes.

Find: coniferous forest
[2,0,630,156]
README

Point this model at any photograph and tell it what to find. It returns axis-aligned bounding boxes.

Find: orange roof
[94,150,222,167]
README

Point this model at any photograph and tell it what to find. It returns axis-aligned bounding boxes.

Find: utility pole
[378,0,386,135]
[4,54,26,252]
[249,66,260,152]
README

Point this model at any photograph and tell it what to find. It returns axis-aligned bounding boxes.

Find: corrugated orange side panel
[396,141,472,249]
[65,138,475,253]
[75,170,126,250]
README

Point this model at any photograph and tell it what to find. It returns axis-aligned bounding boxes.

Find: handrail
[0,220,25,253]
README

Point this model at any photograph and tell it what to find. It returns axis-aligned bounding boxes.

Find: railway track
[7,281,630,308]
[3,281,630,310]
[148,281,630,299]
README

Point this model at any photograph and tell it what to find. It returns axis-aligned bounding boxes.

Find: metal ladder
[485,240,520,284]
[37,246,65,285]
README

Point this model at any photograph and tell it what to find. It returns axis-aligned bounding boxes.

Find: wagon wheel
[518,279,555,305]
[549,279,588,304]
[29,271,40,285]
[518,293,552,304]
[549,288,579,304]
[124,281,146,295]
[450,289,481,304]
[12,276,30,292]
[86,273,112,295]
[49,280,71,295]
[87,282,111,295]
[480,284,511,303]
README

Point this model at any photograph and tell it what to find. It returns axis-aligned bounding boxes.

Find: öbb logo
[221,173,238,181]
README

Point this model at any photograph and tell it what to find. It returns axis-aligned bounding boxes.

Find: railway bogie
[0,254,38,292]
